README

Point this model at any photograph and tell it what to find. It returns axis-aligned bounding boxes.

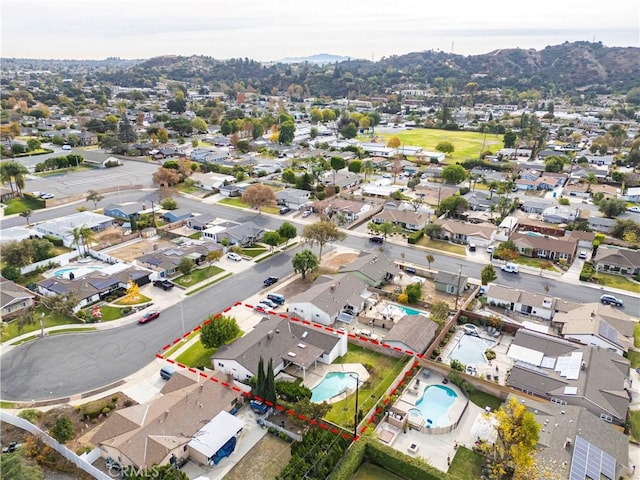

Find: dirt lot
[106,237,177,263]
[224,433,291,480]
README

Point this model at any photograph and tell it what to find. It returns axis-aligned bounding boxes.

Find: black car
[263,276,279,287]
[369,235,384,244]
[2,442,21,453]
[153,279,174,290]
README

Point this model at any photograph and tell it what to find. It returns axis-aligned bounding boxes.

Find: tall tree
[262,231,281,251]
[481,264,497,285]
[19,209,33,225]
[481,397,540,480]
[86,189,104,209]
[200,315,241,348]
[265,358,277,405]
[241,184,276,213]
[441,164,467,185]
[292,249,319,280]
[117,116,136,143]
[330,156,346,185]
[302,221,346,260]
[277,222,297,246]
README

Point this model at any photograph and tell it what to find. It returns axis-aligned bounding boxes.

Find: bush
[485,349,496,360]
[579,262,595,281]
[43,235,64,247]
[18,409,42,424]
[450,359,465,371]
[276,381,312,402]
[51,416,74,443]
[1,265,22,282]
[407,230,424,244]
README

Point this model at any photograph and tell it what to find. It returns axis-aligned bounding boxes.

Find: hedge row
[407,230,424,244]
[327,437,462,480]
[43,235,64,247]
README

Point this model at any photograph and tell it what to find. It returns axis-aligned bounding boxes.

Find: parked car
[263,276,278,287]
[628,206,640,213]
[356,329,380,341]
[486,245,495,254]
[39,192,55,199]
[578,251,588,259]
[227,252,242,262]
[302,210,312,218]
[153,279,174,290]
[279,206,291,215]
[138,310,161,324]
[468,243,477,252]
[160,365,175,380]
[476,285,488,298]
[501,263,519,273]
[600,294,624,307]
[253,304,267,313]
[258,298,277,309]
[369,235,384,244]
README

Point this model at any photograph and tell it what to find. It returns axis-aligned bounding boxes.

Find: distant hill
[276,53,358,64]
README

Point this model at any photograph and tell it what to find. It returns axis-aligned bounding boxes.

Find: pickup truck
[153,279,174,290]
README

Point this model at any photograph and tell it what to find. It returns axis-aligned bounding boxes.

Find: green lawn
[162,331,198,358]
[627,350,640,369]
[175,340,218,368]
[634,323,640,348]
[239,246,267,257]
[93,305,127,321]
[467,390,503,411]
[186,272,233,295]
[175,183,202,194]
[351,461,405,480]
[513,257,559,271]
[449,446,484,479]
[113,294,152,305]
[1,305,79,343]
[3,195,45,215]
[372,128,504,164]
[174,265,224,288]
[592,272,640,294]
[325,345,410,428]
[629,410,640,443]
[416,237,466,256]
[218,197,280,214]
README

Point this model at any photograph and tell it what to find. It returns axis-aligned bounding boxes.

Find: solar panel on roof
[569,435,617,480]
[598,321,618,343]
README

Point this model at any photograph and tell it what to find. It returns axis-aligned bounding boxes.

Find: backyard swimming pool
[380,303,423,319]
[408,384,457,428]
[448,333,495,365]
[53,265,106,278]
[311,372,358,403]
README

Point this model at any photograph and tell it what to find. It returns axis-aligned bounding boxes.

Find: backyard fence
[0,411,110,480]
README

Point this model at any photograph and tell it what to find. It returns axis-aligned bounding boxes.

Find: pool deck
[377,367,497,473]
[301,363,370,405]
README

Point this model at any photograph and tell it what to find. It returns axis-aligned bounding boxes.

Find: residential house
[553,303,636,356]
[276,188,312,210]
[324,198,372,223]
[507,394,630,480]
[33,212,114,248]
[486,284,580,321]
[186,213,216,231]
[0,279,36,320]
[541,206,577,224]
[78,150,123,168]
[520,198,557,214]
[515,218,566,237]
[434,270,468,295]
[564,230,595,250]
[323,170,360,189]
[463,190,499,212]
[434,219,497,247]
[218,184,242,198]
[37,264,152,311]
[563,182,590,198]
[414,185,458,207]
[584,154,615,166]
[77,131,98,146]
[509,231,578,263]
[383,315,438,355]
[162,208,192,224]
[623,186,640,202]
[0,226,36,244]
[359,143,396,157]
[590,183,620,198]
[506,329,630,425]
[338,252,397,288]
[372,209,428,231]
[288,273,370,326]
[593,246,640,276]
[104,202,152,220]
[414,150,445,163]
[202,221,264,246]
[92,369,242,469]
[212,316,347,381]
[137,243,221,278]
[587,216,616,234]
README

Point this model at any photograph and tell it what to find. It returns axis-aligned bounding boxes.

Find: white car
[501,262,519,273]
[227,252,242,262]
[578,251,588,259]
[302,210,312,218]
[628,206,640,213]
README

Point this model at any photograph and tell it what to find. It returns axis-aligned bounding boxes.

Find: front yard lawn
[513,257,560,271]
[627,349,640,369]
[113,294,152,305]
[174,265,224,288]
[592,272,640,294]
[324,345,410,428]
[3,195,45,215]
[634,323,640,348]
[629,410,640,443]
[416,237,466,256]
[219,197,280,214]
[175,341,218,368]
[1,305,78,343]
[239,246,267,257]
[449,446,484,479]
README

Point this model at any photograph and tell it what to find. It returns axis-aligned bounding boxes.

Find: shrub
[43,235,63,247]
[485,349,497,360]
[51,416,74,443]
[407,230,424,244]
[450,359,465,372]
[1,265,22,282]
[18,409,42,424]
[276,381,312,402]
[579,262,595,281]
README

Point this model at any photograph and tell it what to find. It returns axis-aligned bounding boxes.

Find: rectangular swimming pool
[448,334,495,365]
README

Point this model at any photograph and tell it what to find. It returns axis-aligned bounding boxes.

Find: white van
[501,262,519,273]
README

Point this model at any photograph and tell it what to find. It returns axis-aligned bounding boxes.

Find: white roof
[521,321,549,334]
[188,411,244,458]
[506,344,544,366]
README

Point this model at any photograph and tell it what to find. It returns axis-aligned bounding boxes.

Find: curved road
[2,190,638,401]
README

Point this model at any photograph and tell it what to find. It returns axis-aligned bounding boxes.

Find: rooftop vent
[297,343,306,349]
[287,352,296,358]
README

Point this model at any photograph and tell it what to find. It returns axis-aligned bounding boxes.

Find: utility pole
[454,263,464,310]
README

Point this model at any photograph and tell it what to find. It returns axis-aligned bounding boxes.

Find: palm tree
[19,209,33,225]
[79,225,96,256]
[72,227,83,256]
[363,160,374,182]
[585,173,598,193]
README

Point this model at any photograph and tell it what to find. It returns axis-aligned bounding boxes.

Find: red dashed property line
[154,303,425,443]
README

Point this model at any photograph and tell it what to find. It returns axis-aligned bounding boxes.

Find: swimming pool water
[448,334,495,365]
[54,266,104,277]
[311,372,358,403]
[409,385,457,427]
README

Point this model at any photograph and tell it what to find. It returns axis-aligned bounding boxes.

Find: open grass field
[372,128,504,164]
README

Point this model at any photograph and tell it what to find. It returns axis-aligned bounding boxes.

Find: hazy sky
[2,0,638,61]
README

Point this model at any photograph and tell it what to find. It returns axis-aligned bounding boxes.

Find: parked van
[501,262,519,273]
[160,366,175,380]
[266,293,285,305]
